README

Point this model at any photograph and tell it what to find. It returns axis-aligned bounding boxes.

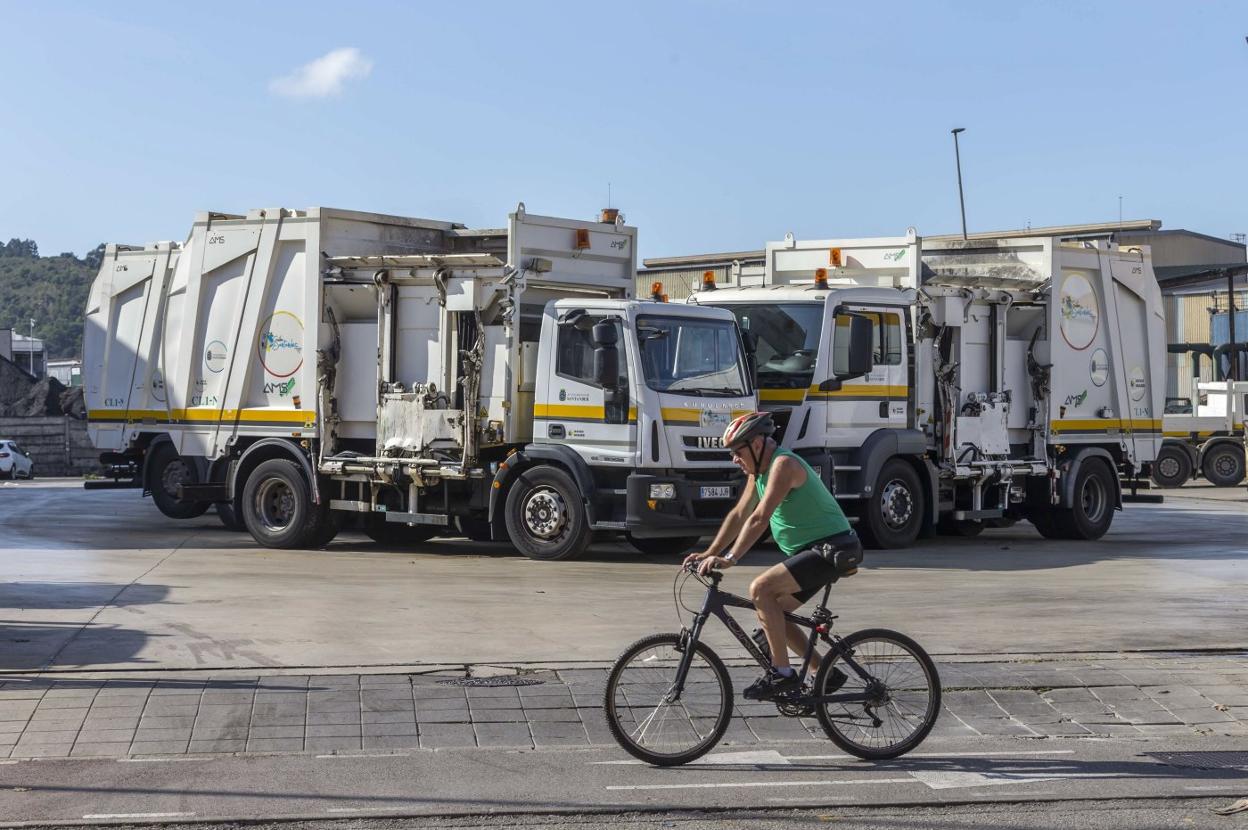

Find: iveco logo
[697,436,723,449]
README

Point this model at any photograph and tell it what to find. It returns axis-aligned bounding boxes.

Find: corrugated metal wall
[1167,290,1248,400]
[636,266,731,301]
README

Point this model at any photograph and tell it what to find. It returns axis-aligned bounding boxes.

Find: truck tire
[1150,444,1192,488]
[148,443,210,520]
[1028,508,1065,540]
[216,502,246,532]
[1201,443,1245,487]
[626,534,702,557]
[241,458,320,549]
[504,465,591,561]
[858,459,924,549]
[1054,458,1116,541]
[363,517,440,546]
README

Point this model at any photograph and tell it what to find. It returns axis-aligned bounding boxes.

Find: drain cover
[1149,752,1248,770]
[437,676,546,688]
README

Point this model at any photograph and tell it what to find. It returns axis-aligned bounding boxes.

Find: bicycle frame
[671,571,877,707]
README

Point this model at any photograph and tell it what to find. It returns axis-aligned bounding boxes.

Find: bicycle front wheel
[603,632,733,766]
[814,628,941,760]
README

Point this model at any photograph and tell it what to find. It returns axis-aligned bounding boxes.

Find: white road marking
[910,771,1064,790]
[83,813,195,820]
[316,752,415,760]
[326,806,428,813]
[0,761,17,765]
[118,757,211,763]
[1186,785,1248,791]
[786,749,1076,761]
[910,769,1129,791]
[595,749,790,766]
[607,777,913,791]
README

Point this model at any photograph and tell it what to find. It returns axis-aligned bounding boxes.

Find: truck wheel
[626,534,702,557]
[216,502,246,532]
[310,502,342,548]
[504,465,591,561]
[1150,444,1192,488]
[241,459,319,549]
[363,517,440,546]
[1201,444,1245,487]
[148,443,210,520]
[1055,458,1116,541]
[457,515,495,542]
[858,459,924,549]
[1029,508,1066,540]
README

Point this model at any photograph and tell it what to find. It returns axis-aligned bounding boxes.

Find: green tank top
[755,447,851,556]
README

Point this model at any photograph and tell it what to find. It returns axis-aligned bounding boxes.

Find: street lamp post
[28,318,35,376]
[951,128,968,241]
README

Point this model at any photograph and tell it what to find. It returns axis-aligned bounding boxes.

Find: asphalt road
[83,799,1248,830]
[2,736,1247,825]
[1,481,1246,672]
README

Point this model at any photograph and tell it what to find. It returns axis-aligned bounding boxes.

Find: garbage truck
[689,229,1165,548]
[1151,379,1247,487]
[84,204,756,559]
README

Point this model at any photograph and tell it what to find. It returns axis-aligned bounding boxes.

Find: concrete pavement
[1,651,1247,760]
[1,483,1247,673]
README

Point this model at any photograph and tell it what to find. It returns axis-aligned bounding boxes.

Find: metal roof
[642,219,1165,269]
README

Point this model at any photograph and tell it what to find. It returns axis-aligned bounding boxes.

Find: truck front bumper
[624,472,742,538]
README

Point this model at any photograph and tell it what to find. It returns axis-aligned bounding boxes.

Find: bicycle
[603,563,941,766]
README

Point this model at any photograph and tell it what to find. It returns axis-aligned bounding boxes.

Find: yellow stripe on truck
[659,407,753,425]
[1051,419,1163,432]
[760,384,909,403]
[86,408,315,426]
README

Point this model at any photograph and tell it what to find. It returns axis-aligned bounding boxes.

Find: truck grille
[685,450,731,462]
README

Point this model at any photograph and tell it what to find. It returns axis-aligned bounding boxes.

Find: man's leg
[775,595,821,676]
[749,563,803,671]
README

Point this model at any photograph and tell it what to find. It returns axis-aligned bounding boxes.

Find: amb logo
[1063,389,1089,407]
[558,389,566,402]
[883,249,907,262]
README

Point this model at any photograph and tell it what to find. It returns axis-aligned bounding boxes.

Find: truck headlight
[649,483,677,500]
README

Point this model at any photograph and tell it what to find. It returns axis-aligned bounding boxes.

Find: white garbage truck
[84,204,756,559]
[689,230,1165,548]
[1151,379,1247,487]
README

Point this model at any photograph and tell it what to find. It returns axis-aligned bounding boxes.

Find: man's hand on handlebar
[696,556,732,577]
[682,550,713,568]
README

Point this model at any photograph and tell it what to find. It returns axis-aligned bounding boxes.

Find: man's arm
[683,480,758,566]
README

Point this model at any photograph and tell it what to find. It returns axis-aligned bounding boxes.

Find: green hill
[0,239,101,359]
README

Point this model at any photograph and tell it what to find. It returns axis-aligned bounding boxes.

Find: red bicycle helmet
[722,411,775,449]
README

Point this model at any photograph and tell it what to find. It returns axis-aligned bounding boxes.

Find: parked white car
[0,440,35,480]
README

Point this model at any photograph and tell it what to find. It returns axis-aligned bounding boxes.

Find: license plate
[700,485,732,500]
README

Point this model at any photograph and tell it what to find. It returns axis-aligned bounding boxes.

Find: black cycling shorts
[782,530,862,604]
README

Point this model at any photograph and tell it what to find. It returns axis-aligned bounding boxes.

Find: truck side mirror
[592,320,620,388]
[740,330,759,387]
[819,313,874,391]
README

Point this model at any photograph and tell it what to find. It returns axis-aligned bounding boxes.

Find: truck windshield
[636,316,749,396]
[728,303,823,390]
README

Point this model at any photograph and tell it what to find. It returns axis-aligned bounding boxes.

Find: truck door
[536,314,635,461]
[826,304,908,437]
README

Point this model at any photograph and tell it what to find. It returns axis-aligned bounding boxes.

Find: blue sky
[1,1,1245,260]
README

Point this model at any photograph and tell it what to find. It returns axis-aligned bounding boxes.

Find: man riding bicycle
[684,411,862,701]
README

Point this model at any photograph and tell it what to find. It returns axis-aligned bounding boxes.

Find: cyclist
[684,411,861,701]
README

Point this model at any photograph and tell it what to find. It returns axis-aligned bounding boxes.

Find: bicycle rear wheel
[603,633,733,766]
[814,628,940,760]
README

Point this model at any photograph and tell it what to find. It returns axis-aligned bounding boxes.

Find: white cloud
[269,47,373,99]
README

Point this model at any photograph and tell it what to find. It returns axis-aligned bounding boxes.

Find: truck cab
[525,299,754,555]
